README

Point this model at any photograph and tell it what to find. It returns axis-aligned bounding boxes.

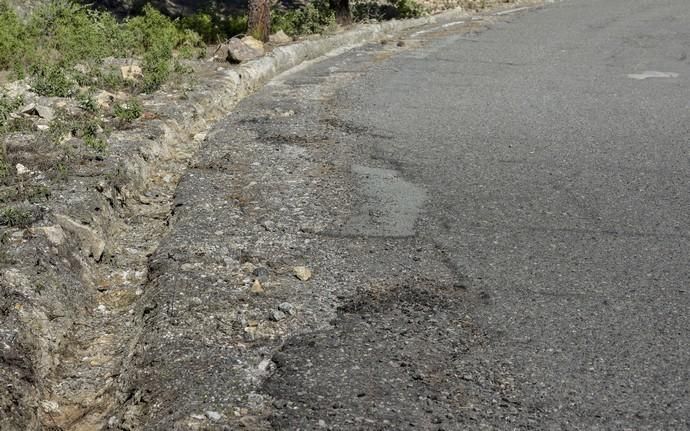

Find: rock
[252,266,270,281]
[15,163,30,175]
[193,132,207,142]
[397,40,406,47]
[3,80,31,98]
[94,90,116,109]
[224,38,264,63]
[278,302,296,316]
[239,416,258,428]
[35,105,55,121]
[73,63,89,74]
[30,225,66,246]
[19,103,54,121]
[241,35,265,52]
[121,65,143,81]
[271,310,287,321]
[205,411,222,421]
[319,419,327,428]
[40,400,59,413]
[293,266,312,281]
[250,279,264,294]
[55,214,106,261]
[269,30,292,44]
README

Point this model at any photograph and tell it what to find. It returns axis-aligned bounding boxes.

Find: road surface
[123,0,689,428]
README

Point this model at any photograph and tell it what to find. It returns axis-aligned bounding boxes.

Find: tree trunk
[247,0,271,42]
[330,0,352,26]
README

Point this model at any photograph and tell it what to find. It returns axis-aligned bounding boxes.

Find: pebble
[205,411,222,421]
[250,279,264,294]
[293,266,312,281]
[252,266,270,281]
[271,310,287,321]
[15,163,30,175]
[278,302,296,315]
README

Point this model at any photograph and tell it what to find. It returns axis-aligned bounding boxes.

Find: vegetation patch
[114,99,142,123]
[0,206,33,227]
[353,0,427,22]
[272,0,338,36]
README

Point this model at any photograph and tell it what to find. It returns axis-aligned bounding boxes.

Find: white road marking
[412,20,466,37]
[627,71,679,80]
[494,6,529,16]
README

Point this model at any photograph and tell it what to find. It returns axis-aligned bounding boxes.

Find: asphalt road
[262,0,689,429]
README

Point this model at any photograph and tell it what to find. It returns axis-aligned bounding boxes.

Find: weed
[0,206,33,227]
[55,162,69,181]
[114,99,142,122]
[84,134,107,153]
[77,93,98,113]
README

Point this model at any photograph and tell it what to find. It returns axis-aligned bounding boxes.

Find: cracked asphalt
[117,1,689,429]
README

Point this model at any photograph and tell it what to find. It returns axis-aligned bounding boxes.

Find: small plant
[77,93,98,113]
[0,206,33,227]
[114,100,142,122]
[84,134,107,153]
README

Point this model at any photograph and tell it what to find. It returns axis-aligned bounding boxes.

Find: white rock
[15,163,30,175]
[55,213,106,261]
[205,411,222,421]
[269,30,292,44]
[241,35,265,52]
[293,266,312,281]
[30,225,66,246]
[40,400,60,412]
[121,65,143,80]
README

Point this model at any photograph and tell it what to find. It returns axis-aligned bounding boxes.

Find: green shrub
[31,2,117,62]
[114,99,142,122]
[353,0,426,21]
[0,1,207,93]
[394,0,426,18]
[30,64,76,97]
[178,11,248,44]
[272,0,337,36]
[0,2,28,72]
[223,15,249,39]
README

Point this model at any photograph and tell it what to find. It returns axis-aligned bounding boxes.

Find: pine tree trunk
[247,0,271,42]
[330,0,352,26]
